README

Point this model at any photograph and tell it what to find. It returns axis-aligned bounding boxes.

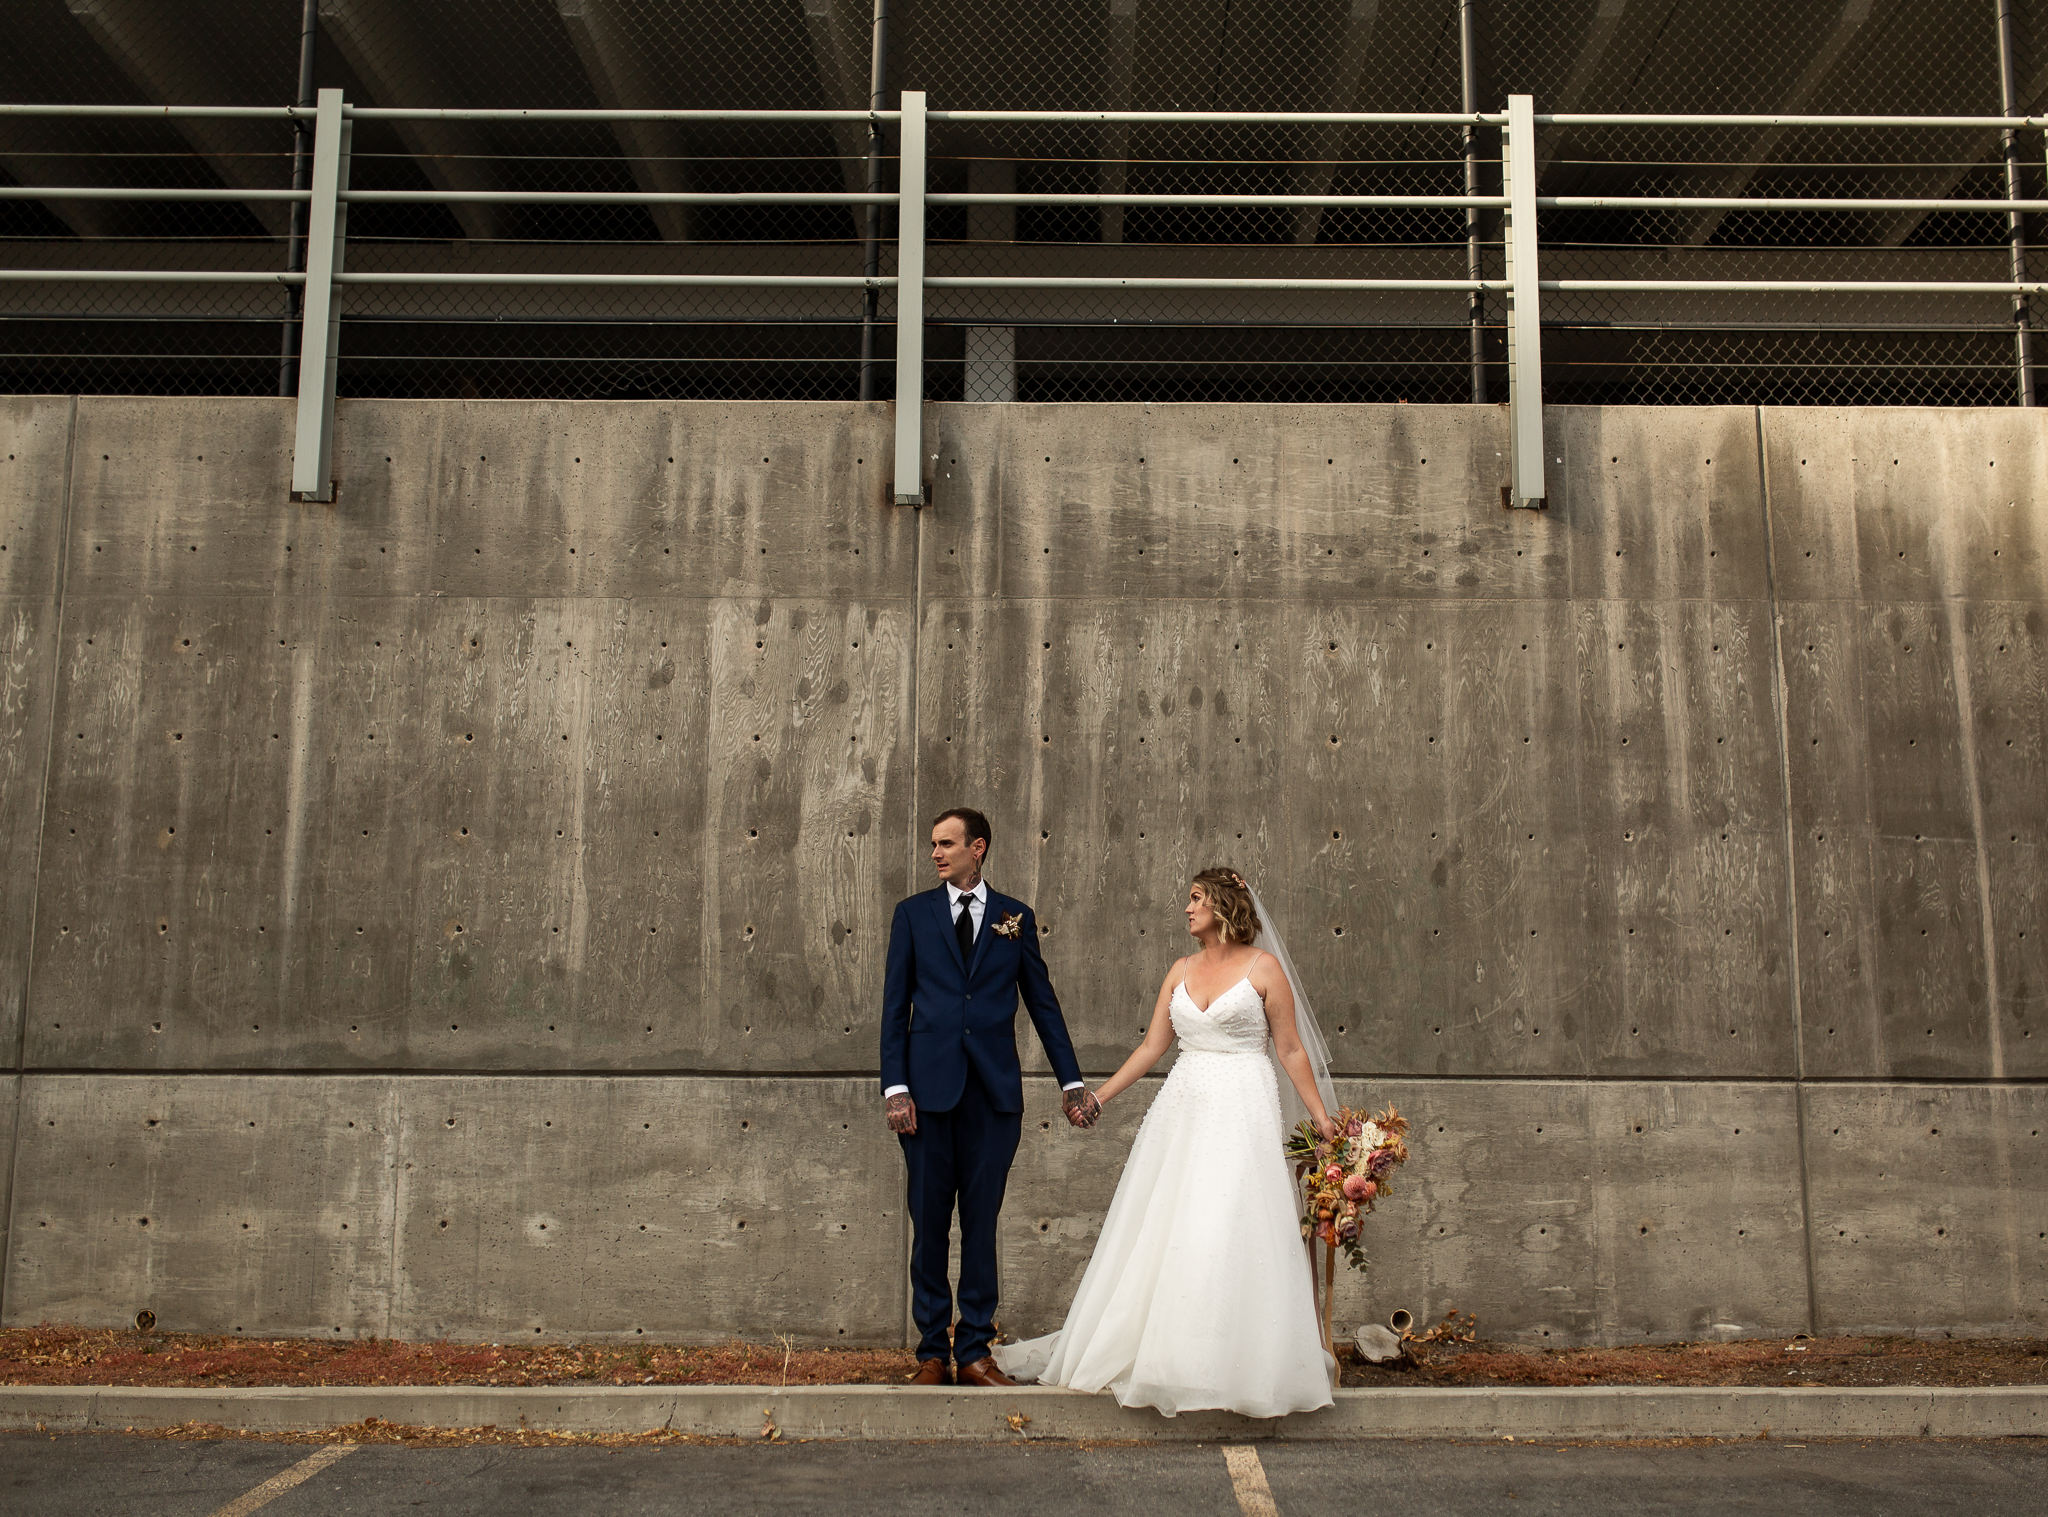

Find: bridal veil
[1244,883,1338,1127]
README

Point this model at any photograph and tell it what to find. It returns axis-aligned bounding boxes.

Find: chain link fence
[923,114,1492,403]
[5,0,2048,405]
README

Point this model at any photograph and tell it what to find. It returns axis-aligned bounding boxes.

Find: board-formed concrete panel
[1988,839,2045,1076]
[995,1077,1813,1349]
[918,594,1790,1077]
[401,596,913,1070]
[1547,406,1770,604]
[4,1075,398,1334]
[0,397,70,1064]
[1293,595,1790,1078]
[3,1075,910,1342]
[0,602,56,1066]
[61,399,301,600]
[1965,602,2048,844]
[1965,602,2048,1076]
[0,1075,17,1311]
[924,403,1566,605]
[914,594,1292,1070]
[1805,1083,2048,1334]
[390,1077,901,1342]
[345,399,911,603]
[33,594,913,1070]
[31,595,428,1067]
[0,396,73,600]
[64,398,913,602]
[922,404,1765,607]
[1779,595,1998,1077]
[5,1071,1815,1347]
[1766,412,2048,1080]
[1762,408,2048,606]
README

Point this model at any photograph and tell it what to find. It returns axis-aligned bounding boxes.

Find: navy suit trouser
[898,1068,1022,1367]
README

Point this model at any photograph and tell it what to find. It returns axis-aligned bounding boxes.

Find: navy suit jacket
[879,886,1083,1114]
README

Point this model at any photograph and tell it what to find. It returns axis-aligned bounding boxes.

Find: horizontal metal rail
[0,187,310,202]
[344,107,899,123]
[5,104,2040,130]
[0,103,301,119]
[0,269,305,283]
[928,110,1502,125]
[337,190,890,205]
[1535,112,2048,128]
[1541,196,2048,212]
[16,187,2036,214]
[924,277,1503,291]
[1543,279,2048,294]
[927,193,1508,208]
[328,272,894,288]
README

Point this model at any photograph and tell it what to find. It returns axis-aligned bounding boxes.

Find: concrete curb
[0,1384,2043,1441]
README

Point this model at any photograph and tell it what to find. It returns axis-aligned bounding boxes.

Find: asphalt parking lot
[4,1431,2047,1515]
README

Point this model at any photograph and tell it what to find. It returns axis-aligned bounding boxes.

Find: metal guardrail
[11,94,2048,507]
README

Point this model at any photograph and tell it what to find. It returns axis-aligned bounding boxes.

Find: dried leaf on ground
[2,1326,2042,1394]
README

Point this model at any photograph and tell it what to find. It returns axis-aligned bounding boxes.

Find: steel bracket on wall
[291,87,349,503]
[891,90,927,506]
[1503,93,1546,508]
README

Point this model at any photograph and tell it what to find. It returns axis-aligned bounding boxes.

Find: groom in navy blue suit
[880,807,1099,1387]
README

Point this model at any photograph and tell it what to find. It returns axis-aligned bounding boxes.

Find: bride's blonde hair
[1192,867,1261,944]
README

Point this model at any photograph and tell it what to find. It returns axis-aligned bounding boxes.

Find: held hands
[890,1089,1097,1132]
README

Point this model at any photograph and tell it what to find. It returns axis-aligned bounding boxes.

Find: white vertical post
[1503,92,1546,508]
[292,88,349,503]
[892,89,927,506]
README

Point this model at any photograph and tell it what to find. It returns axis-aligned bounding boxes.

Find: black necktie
[955,897,975,963]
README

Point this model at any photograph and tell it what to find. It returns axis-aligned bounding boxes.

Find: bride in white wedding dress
[993,867,1340,1417]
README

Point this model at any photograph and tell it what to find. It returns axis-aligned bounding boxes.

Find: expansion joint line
[1756,404,1820,1338]
[2,394,80,1320]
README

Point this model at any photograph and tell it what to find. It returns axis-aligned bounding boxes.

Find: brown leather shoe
[955,1356,1017,1388]
[909,1358,952,1386]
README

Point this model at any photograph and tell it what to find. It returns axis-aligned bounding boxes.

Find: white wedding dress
[992,972,1337,1417]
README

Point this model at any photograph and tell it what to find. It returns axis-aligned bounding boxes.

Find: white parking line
[204,1442,359,1517]
[1222,1445,1279,1517]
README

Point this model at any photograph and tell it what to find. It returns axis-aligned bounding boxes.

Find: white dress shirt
[948,876,990,940]
[884,878,1084,1100]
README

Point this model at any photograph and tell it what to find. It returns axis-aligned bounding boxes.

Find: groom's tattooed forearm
[886,1093,918,1134]
[1063,1088,1101,1128]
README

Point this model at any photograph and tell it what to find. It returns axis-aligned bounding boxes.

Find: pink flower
[1368,1148,1396,1176]
[1342,1173,1373,1202]
[1360,1179,1378,1201]
[1323,1164,1344,1183]
[1345,1118,1364,1137]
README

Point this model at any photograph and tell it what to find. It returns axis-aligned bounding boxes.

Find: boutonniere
[992,911,1024,940]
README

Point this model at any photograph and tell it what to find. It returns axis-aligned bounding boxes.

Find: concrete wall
[0,394,2041,1346]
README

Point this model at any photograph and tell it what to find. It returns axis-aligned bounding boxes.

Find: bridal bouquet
[1287,1105,1411,1269]
[1287,1105,1411,1356]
